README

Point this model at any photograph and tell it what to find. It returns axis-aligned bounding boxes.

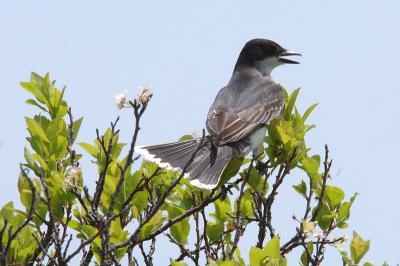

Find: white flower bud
[114,90,129,109]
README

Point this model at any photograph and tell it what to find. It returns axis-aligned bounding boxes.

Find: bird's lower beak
[279,50,302,64]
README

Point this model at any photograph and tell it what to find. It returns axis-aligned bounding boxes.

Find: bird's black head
[234,38,301,75]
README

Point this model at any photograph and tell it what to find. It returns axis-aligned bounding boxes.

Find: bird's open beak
[279,50,302,64]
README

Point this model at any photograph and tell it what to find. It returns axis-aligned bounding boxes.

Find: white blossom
[137,85,152,105]
[63,166,82,190]
[302,220,317,236]
[114,90,129,109]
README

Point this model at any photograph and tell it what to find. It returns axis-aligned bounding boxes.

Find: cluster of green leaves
[336,231,373,266]
[1,74,67,263]
[267,90,374,265]
[0,73,83,264]
[0,73,384,265]
[249,237,287,266]
[265,88,315,168]
[0,201,38,263]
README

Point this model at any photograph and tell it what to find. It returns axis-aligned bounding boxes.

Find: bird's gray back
[206,68,285,146]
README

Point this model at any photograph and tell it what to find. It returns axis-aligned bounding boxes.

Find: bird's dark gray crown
[234,39,285,70]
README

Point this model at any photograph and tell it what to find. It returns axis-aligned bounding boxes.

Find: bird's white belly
[248,127,266,155]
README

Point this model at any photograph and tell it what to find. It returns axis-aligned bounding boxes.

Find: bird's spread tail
[135,139,233,189]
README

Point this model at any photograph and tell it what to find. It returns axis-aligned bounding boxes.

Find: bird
[136,38,301,189]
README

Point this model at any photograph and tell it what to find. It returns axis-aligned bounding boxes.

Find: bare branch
[312,145,331,221]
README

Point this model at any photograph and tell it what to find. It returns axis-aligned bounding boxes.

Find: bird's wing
[206,82,284,146]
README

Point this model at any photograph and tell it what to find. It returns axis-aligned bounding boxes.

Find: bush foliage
[0,73,378,266]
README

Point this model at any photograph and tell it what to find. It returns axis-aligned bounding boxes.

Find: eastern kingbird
[136,39,301,189]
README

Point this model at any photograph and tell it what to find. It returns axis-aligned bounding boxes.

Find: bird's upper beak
[278,50,302,64]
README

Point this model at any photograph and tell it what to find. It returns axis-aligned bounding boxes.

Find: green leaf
[141,211,165,238]
[220,159,243,185]
[275,126,291,144]
[54,135,68,158]
[264,236,280,259]
[214,197,232,222]
[32,200,47,226]
[50,190,65,221]
[249,238,283,266]
[72,117,83,143]
[141,160,159,176]
[293,180,307,198]
[25,99,47,112]
[207,222,224,242]
[171,260,188,266]
[326,186,345,209]
[337,222,349,229]
[363,262,374,266]
[237,195,253,218]
[350,231,370,264]
[25,117,50,143]
[302,103,318,122]
[338,193,358,224]
[31,72,45,84]
[111,143,126,159]
[279,258,287,266]
[300,242,314,265]
[81,225,98,239]
[20,81,47,104]
[131,191,149,212]
[167,204,190,244]
[78,142,98,158]
[17,174,33,210]
[336,242,356,266]
[110,218,128,245]
[178,134,195,141]
[217,260,242,266]
[338,202,352,222]
[315,205,335,231]
[68,219,81,231]
[284,88,300,120]
[24,147,37,169]
[249,246,265,266]
[301,156,320,176]
[242,167,268,194]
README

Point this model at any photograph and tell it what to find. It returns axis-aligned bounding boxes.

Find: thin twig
[64,231,101,263]
[229,159,254,258]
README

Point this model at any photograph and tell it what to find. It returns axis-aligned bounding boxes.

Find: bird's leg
[253,145,264,159]
[253,146,269,173]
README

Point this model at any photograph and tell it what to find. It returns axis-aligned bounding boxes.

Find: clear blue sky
[1,0,399,265]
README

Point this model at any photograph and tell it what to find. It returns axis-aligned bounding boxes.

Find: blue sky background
[1,0,399,265]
